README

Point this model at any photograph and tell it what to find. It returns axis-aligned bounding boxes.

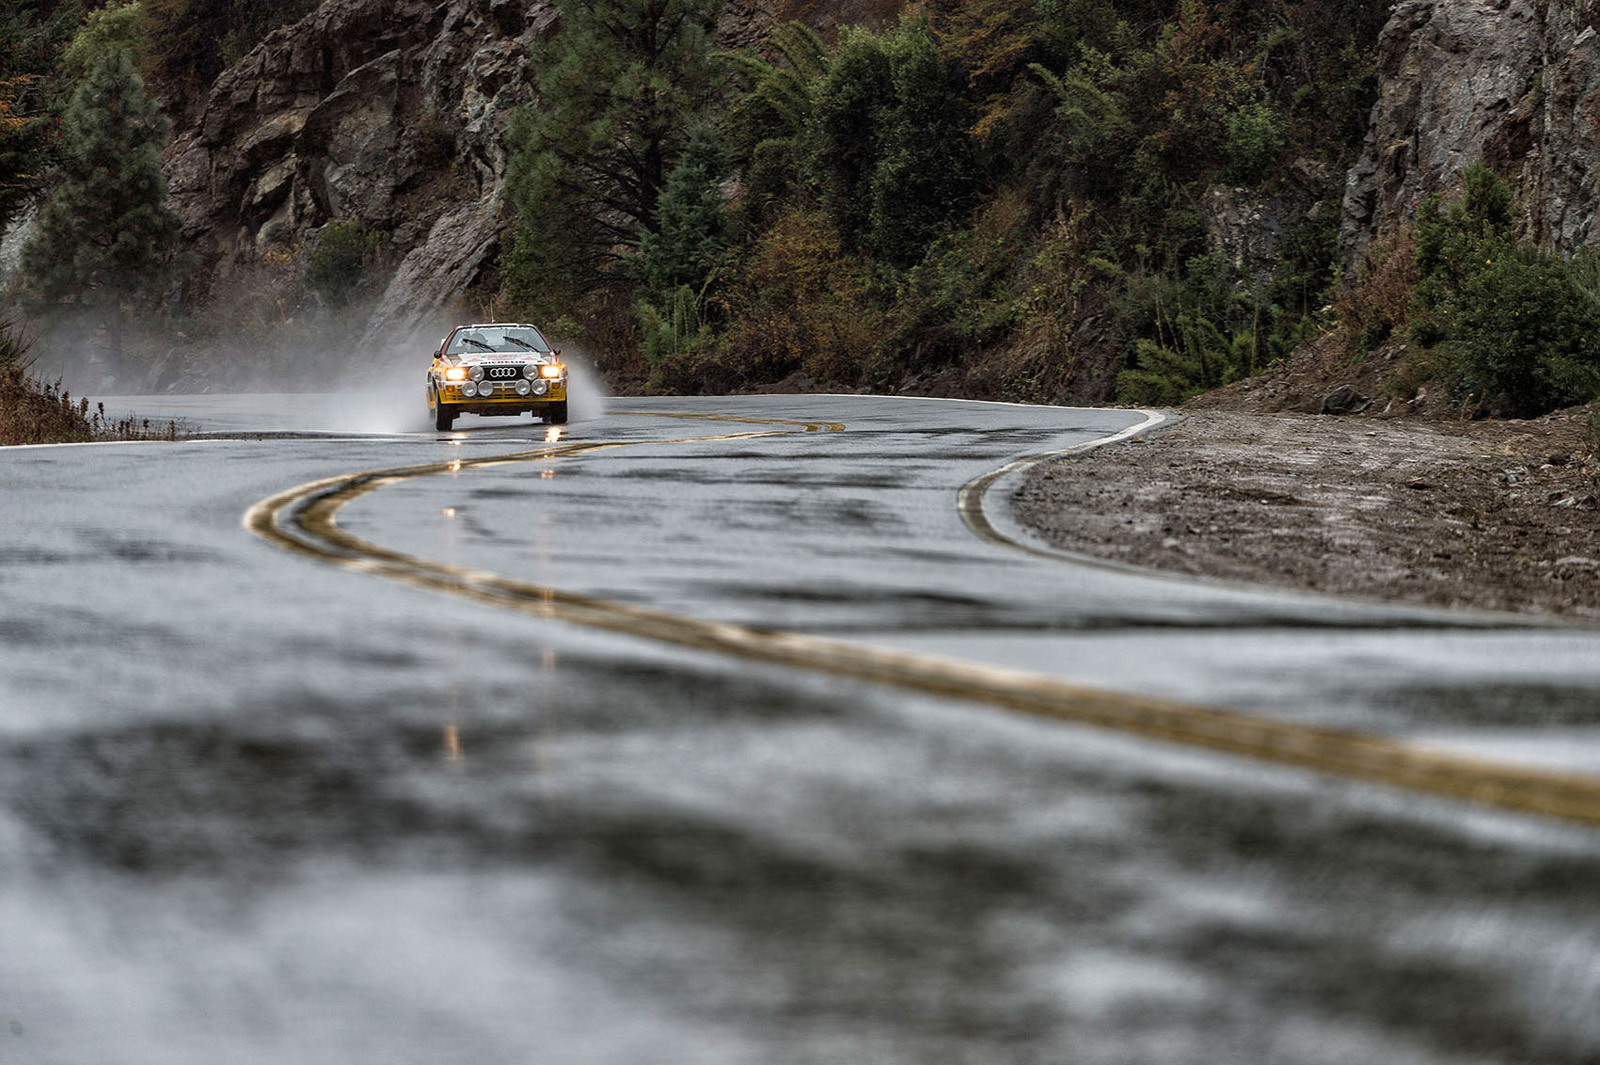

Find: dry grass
[0,367,177,445]
[1,306,178,445]
[1333,228,1421,352]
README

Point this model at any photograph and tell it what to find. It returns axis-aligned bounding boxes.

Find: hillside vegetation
[503,0,1389,404]
[6,0,1600,419]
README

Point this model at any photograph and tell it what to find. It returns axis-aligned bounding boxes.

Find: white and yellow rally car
[426,322,568,430]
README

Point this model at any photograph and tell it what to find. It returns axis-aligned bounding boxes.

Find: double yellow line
[244,412,1600,828]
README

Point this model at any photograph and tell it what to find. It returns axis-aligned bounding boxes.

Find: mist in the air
[25,307,610,436]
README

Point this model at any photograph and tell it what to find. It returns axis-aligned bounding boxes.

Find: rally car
[426,323,568,430]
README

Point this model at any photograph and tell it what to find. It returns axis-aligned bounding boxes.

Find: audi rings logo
[487,366,519,379]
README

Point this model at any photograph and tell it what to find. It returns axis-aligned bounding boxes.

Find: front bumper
[437,380,567,406]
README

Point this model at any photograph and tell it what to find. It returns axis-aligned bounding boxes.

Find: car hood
[449,353,559,365]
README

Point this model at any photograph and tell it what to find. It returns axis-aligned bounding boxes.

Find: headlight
[468,365,485,382]
[444,366,467,382]
[540,363,563,379]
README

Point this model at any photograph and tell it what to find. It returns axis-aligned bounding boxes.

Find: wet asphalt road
[3,393,1600,1064]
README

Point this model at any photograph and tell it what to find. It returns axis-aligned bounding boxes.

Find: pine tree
[638,128,730,295]
[501,0,724,316]
[61,1,146,82]
[21,46,181,370]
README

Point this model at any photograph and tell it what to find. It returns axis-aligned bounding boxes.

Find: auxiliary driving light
[444,366,467,382]
[539,363,563,379]
[516,380,531,395]
[532,381,548,396]
[468,365,485,382]
[462,382,478,397]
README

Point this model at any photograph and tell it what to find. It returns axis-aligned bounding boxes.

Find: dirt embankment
[1014,405,1600,622]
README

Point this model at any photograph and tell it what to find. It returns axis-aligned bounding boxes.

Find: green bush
[1411,164,1600,416]
[1414,162,1514,288]
[1441,245,1600,415]
[1267,210,1338,319]
[638,128,730,296]
[892,190,1032,368]
[637,285,719,389]
[806,28,892,251]
[1404,317,1446,349]
[1112,250,1307,405]
[303,221,379,308]
[1223,100,1283,185]
[1116,321,1249,405]
[866,18,978,266]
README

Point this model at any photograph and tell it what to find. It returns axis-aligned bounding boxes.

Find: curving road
[4,393,1600,1064]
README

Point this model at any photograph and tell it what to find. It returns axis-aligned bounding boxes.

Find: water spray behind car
[306,316,608,435]
[557,347,606,423]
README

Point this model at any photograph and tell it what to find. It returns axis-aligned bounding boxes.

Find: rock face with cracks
[1342,0,1600,266]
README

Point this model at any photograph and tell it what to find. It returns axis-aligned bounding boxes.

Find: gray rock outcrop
[1342,0,1600,266]
[165,0,557,349]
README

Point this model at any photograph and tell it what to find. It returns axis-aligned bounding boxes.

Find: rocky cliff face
[1342,0,1600,265]
[165,0,775,347]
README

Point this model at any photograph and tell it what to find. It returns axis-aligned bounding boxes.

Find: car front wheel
[433,390,457,430]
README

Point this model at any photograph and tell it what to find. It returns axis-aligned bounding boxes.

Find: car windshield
[445,325,552,355]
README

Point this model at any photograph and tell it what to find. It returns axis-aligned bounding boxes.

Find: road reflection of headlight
[444,367,467,382]
[540,363,563,379]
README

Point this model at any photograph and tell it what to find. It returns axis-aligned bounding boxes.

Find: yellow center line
[243,412,1600,828]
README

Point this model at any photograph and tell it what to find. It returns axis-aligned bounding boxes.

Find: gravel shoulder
[1014,406,1600,622]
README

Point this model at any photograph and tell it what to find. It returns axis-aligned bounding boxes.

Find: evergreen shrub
[303,221,379,308]
[1409,164,1600,415]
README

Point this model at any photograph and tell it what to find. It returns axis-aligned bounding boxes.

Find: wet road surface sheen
[2,394,1600,1064]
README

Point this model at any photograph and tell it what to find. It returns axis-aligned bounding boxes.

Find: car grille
[484,365,521,380]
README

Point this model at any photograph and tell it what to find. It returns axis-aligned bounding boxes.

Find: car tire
[544,401,568,425]
[434,393,457,430]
